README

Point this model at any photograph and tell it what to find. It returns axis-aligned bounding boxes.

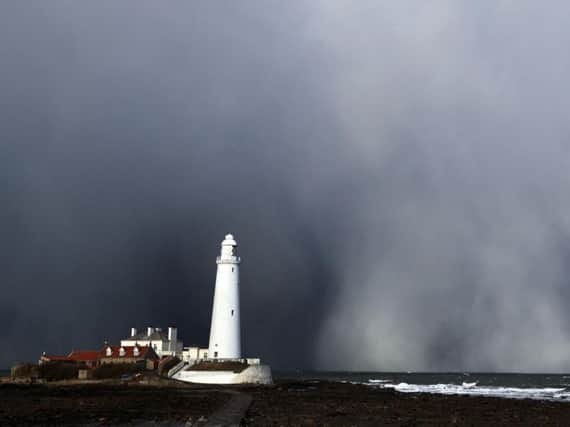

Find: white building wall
[182,347,209,362]
[175,364,272,385]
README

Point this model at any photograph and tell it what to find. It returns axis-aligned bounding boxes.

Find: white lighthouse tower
[208,233,241,359]
[172,233,272,384]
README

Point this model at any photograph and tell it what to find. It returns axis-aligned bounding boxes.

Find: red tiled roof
[42,355,71,361]
[100,345,157,359]
[42,350,100,363]
[67,350,100,362]
[42,345,158,363]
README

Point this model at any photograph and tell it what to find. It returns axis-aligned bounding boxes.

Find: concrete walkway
[197,392,252,427]
[128,389,252,427]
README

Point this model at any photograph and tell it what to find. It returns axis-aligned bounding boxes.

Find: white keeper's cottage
[121,326,183,358]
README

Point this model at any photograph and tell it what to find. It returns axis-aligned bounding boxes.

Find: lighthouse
[208,233,241,359]
[172,233,272,384]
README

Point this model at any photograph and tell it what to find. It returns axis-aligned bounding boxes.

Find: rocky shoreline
[246,380,570,426]
[1,378,569,425]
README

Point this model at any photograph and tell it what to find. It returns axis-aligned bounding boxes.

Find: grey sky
[1,1,570,371]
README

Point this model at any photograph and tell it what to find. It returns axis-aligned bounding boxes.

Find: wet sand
[1,379,570,425]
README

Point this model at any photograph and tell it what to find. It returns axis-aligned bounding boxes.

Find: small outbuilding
[39,350,99,368]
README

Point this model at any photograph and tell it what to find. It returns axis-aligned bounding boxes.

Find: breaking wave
[368,380,570,401]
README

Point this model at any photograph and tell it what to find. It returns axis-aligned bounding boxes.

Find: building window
[214,351,218,358]
[231,267,234,272]
[231,309,234,316]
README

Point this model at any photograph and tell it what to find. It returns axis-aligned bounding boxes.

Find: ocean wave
[367,380,570,401]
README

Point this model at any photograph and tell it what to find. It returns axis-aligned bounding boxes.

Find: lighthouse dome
[222,234,237,246]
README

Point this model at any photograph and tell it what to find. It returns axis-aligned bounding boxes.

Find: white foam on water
[462,381,478,388]
[367,380,570,401]
[368,379,390,383]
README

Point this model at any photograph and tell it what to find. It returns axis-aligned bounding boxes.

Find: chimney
[131,327,137,337]
[168,327,178,353]
[147,327,154,336]
[168,326,177,341]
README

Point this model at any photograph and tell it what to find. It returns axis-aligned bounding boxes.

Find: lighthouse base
[174,363,272,385]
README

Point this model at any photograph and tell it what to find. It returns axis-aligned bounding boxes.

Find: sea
[277,371,570,402]
[2,367,569,402]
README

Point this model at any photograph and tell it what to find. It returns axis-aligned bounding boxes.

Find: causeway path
[129,389,252,427]
[195,390,252,427]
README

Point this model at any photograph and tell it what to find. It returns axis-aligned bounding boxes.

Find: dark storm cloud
[2,1,570,371]
[0,1,338,368]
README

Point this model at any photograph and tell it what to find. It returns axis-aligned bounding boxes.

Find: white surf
[367,380,570,401]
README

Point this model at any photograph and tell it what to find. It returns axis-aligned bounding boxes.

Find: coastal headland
[1,376,569,425]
